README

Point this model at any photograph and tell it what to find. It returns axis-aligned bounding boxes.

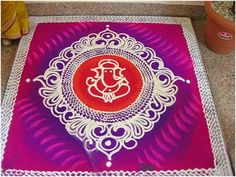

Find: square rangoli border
[1,16,233,176]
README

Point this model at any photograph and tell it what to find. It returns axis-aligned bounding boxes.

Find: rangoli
[1,16,233,176]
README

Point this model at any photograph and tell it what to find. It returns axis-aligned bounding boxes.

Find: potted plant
[204,1,235,54]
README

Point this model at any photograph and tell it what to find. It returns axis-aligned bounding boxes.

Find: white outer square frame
[1,16,233,176]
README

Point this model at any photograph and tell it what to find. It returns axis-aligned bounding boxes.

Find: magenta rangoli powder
[1,16,232,176]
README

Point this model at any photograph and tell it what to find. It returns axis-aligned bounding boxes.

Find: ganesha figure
[86,59,131,103]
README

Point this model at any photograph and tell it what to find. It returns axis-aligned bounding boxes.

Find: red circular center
[73,55,143,112]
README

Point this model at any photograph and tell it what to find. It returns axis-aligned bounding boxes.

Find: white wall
[158,1,204,6]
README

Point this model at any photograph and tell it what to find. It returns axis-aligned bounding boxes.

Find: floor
[1,2,235,172]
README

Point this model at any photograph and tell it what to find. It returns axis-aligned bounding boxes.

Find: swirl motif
[34,25,186,167]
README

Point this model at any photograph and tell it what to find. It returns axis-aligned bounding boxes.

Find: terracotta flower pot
[204,1,235,54]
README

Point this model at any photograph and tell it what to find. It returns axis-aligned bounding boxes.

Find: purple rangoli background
[2,22,214,172]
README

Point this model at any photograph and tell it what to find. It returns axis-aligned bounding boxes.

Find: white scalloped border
[1,16,233,176]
